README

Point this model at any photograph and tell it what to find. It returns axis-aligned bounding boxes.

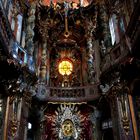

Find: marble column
[24,124,28,140]
[5,96,23,139]
[109,87,121,140]
[22,92,32,140]
[128,94,139,140]
[115,85,134,140]
[3,97,10,140]
[89,108,101,140]
[16,98,23,137]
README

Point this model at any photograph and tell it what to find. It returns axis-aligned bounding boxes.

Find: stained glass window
[59,60,73,75]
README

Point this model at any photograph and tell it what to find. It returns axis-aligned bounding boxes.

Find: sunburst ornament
[51,104,85,139]
[58,60,73,75]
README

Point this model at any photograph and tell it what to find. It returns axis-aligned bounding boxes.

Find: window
[16,14,23,43]
[2,0,8,8]
[8,2,13,28]
[21,31,26,48]
[102,120,112,130]
[109,14,120,45]
[8,4,23,43]
[0,99,2,112]
[28,123,32,130]
[119,17,125,33]
[28,56,34,71]
[0,98,2,133]
[59,60,73,75]
[109,17,115,45]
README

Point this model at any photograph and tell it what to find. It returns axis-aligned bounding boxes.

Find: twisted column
[86,20,96,84]
[26,2,36,55]
[39,22,49,83]
[99,2,111,50]
[40,42,47,83]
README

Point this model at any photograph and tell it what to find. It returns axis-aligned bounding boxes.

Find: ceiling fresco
[42,0,91,8]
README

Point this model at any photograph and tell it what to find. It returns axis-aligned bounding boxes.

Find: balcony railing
[37,84,100,102]
[101,36,130,73]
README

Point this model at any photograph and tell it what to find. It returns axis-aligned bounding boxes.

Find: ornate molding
[118,87,130,135]
[9,114,19,138]
[23,91,32,106]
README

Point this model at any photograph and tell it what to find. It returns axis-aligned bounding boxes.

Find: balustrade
[101,37,130,72]
[37,84,100,102]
